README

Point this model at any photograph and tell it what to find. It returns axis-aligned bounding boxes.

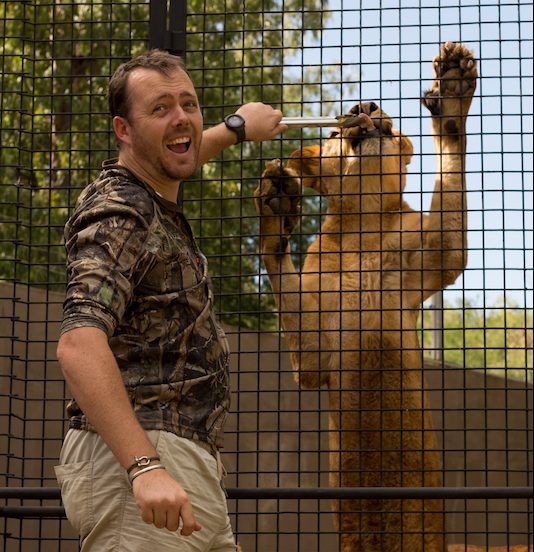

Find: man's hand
[235,102,287,141]
[132,468,202,534]
[197,102,287,167]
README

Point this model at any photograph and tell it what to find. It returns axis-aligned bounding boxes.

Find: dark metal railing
[2,486,532,519]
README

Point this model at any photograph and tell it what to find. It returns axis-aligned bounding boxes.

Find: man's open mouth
[167,136,191,154]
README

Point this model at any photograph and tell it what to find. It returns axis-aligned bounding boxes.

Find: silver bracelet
[127,455,160,475]
[129,463,166,483]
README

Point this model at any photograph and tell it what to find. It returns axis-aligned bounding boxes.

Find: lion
[254,42,477,551]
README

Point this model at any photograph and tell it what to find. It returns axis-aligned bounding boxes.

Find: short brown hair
[107,49,188,120]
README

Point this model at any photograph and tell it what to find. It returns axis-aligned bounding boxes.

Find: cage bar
[1,1,532,551]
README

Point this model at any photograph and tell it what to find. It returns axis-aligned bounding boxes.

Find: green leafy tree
[0,0,338,329]
[184,2,350,328]
[1,1,150,287]
[3,3,530,378]
[421,297,533,382]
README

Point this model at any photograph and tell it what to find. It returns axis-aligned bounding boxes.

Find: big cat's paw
[254,159,301,239]
[422,42,478,134]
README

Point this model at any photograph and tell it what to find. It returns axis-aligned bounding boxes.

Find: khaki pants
[55,429,237,552]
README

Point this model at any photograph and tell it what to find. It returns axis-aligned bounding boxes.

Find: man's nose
[170,105,189,126]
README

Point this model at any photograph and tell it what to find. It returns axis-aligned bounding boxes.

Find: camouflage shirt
[61,160,230,449]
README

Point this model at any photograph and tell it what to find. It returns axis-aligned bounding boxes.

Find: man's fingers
[132,470,201,535]
[153,509,167,529]
[275,123,289,136]
[179,501,201,536]
[165,510,180,532]
[141,507,154,525]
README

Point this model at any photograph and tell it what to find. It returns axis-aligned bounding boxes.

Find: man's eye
[153,104,167,113]
[183,101,198,111]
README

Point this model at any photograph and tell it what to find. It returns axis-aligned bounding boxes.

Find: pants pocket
[55,460,94,538]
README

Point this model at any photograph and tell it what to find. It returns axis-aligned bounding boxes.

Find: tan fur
[447,547,533,552]
[255,43,478,551]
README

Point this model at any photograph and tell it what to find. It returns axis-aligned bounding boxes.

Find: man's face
[117,67,203,188]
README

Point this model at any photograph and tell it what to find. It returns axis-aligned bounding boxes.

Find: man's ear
[287,145,322,191]
[112,116,131,146]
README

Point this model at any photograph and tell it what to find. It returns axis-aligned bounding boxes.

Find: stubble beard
[146,143,198,186]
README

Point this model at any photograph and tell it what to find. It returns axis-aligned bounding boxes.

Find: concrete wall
[1,282,532,550]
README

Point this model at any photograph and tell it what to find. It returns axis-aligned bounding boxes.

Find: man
[55,49,286,551]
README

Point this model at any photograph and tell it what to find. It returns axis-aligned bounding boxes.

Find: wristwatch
[224,113,246,144]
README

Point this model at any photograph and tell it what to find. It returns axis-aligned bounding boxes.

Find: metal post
[149,0,186,58]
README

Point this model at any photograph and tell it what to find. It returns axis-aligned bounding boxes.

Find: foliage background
[0,0,531,380]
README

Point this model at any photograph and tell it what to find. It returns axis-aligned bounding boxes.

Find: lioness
[254,42,477,551]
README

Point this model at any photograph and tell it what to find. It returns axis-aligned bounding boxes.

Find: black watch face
[227,114,244,128]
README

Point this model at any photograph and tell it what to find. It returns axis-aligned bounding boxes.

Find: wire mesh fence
[0,1,532,551]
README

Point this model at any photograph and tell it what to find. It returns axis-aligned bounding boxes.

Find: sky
[283,0,533,309]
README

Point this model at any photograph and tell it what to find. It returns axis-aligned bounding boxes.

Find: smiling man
[111,64,204,200]
[54,50,286,552]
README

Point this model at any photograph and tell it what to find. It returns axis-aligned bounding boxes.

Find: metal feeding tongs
[280,114,371,129]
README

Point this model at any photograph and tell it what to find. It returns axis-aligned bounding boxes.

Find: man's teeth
[168,137,190,146]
